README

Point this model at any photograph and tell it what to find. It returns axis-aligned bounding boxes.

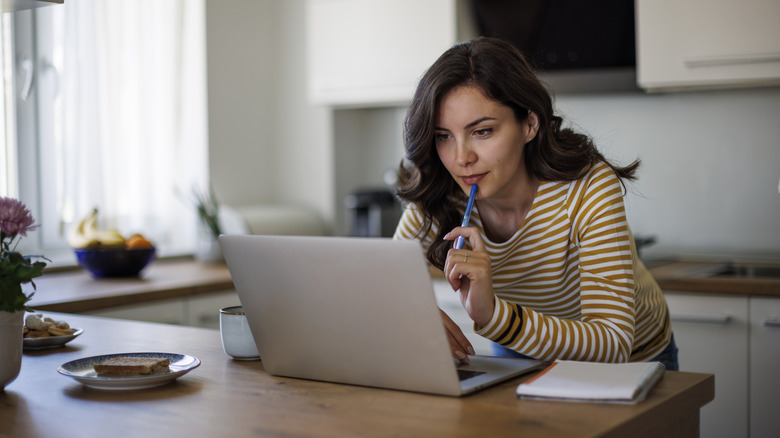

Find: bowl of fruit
[69,209,157,278]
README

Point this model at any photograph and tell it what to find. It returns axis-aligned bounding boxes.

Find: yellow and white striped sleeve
[476,164,637,362]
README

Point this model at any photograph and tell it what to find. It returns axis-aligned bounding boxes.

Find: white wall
[205,1,780,259]
[205,0,277,205]
[205,0,334,232]
[554,87,780,259]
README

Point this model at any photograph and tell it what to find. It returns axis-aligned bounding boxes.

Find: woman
[393,38,677,370]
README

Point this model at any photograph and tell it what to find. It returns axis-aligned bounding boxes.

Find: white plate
[23,328,84,350]
[57,352,201,390]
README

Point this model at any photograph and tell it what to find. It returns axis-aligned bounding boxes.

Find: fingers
[443,250,463,291]
[443,227,486,291]
[446,331,470,364]
[444,248,486,292]
[440,309,475,364]
[444,226,485,252]
[443,246,497,326]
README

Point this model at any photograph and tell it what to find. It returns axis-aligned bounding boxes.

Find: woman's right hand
[443,226,495,328]
[440,309,475,364]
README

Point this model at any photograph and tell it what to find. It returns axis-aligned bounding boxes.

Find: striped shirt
[394,162,671,363]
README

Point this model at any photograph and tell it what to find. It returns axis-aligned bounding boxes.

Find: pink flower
[0,196,38,238]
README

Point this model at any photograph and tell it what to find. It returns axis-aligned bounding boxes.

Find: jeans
[491,332,680,371]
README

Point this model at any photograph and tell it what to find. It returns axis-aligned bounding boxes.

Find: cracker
[48,326,76,336]
[25,329,51,338]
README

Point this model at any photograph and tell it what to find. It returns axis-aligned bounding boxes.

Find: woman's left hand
[443,227,495,328]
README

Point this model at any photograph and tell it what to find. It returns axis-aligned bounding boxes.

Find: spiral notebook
[516,360,666,404]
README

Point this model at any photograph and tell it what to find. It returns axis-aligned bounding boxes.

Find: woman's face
[434,85,538,201]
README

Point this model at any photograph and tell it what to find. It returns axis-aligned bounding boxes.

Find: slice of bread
[93,356,170,377]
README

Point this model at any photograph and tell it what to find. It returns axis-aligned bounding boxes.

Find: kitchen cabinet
[83,290,241,329]
[636,0,780,91]
[2,0,62,13]
[83,297,187,325]
[664,291,749,438]
[749,297,780,438]
[185,290,242,329]
[665,291,780,438]
[306,0,459,107]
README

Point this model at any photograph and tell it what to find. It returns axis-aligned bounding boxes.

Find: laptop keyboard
[457,369,487,381]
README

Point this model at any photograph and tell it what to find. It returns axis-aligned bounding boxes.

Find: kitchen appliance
[344,188,401,238]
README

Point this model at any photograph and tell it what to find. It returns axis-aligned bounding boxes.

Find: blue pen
[454,184,478,250]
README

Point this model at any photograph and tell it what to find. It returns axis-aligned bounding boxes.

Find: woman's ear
[526,111,540,143]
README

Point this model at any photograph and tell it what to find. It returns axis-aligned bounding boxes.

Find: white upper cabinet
[636,0,780,92]
[2,0,62,13]
[306,0,457,107]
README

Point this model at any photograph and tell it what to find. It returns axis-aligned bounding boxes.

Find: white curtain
[0,15,11,196]
[47,0,207,254]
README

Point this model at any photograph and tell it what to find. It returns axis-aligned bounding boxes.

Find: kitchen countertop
[25,257,780,316]
[647,260,780,297]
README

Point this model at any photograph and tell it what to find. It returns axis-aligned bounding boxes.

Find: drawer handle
[671,314,731,325]
[685,53,780,67]
[764,319,780,328]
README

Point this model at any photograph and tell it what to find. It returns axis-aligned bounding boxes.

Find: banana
[95,229,126,247]
[67,209,98,248]
[68,208,126,249]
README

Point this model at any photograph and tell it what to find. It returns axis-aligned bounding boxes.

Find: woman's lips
[461,174,485,186]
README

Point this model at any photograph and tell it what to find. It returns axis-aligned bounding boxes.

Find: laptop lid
[220,234,544,396]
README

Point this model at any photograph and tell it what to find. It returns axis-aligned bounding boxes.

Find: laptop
[219,234,545,396]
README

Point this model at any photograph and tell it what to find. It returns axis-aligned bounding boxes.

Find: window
[1,1,208,264]
[1,13,17,197]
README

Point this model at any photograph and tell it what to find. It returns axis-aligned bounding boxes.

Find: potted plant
[0,197,47,390]
[189,186,224,264]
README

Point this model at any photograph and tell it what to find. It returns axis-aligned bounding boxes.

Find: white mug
[219,306,261,360]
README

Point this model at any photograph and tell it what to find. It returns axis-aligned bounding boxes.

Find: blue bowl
[74,247,156,278]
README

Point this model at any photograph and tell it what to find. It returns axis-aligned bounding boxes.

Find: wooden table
[2,313,714,438]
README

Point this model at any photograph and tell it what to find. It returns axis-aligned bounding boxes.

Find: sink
[706,263,780,279]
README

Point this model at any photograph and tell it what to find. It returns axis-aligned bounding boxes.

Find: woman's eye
[474,128,493,137]
[434,133,450,143]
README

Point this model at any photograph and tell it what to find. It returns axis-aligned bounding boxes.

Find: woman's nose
[454,141,475,166]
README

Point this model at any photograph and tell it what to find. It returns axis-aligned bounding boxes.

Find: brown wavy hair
[396,37,639,270]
